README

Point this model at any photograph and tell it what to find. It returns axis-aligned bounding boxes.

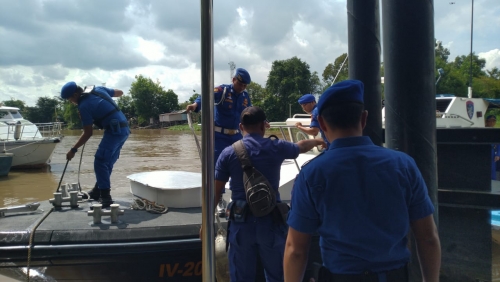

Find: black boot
[99,189,114,209]
[82,183,100,201]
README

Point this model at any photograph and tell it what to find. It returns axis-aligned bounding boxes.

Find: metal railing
[0,122,63,141]
[33,122,64,138]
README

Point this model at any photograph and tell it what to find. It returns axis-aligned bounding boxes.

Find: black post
[469,0,474,94]
[382,0,437,280]
[347,0,382,146]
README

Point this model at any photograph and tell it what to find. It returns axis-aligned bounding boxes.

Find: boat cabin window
[10,111,22,119]
[0,111,9,119]
[436,98,452,112]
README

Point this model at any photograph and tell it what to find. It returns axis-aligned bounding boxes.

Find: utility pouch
[231,200,248,223]
[109,119,120,135]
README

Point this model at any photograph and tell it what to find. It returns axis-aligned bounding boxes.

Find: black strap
[232,140,253,170]
[105,122,129,130]
[82,86,122,124]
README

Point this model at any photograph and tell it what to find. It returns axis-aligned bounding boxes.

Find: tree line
[2,39,499,128]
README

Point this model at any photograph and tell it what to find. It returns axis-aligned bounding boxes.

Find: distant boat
[382,95,500,128]
[0,152,13,176]
[0,106,63,168]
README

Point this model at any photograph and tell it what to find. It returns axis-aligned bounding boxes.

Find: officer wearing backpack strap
[213,106,324,282]
[61,81,130,208]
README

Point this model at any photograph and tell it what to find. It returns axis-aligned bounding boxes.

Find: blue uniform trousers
[214,131,243,165]
[228,214,287,282]
[94,128,129,189]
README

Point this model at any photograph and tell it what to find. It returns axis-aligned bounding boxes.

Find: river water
[0,129,201,206]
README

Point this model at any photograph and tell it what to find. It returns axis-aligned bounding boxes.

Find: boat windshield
[10,111,22,119]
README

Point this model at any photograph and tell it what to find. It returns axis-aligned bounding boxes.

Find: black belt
[315,264,408,282]
[105,122,129,130]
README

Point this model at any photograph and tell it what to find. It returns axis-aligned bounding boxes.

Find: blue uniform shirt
[309,105,330,148]
[194,84,251,130]
[78,86,127,133]
[215,133,299,202]
[288,136,435,274]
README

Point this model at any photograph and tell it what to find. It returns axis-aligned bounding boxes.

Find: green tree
[265,56,313,121]
[62,102,81,129]
[435,40,450,67]
[487,67,500,80]
[158,89,179,114]
[2,99,26,111]
[322,53,349,86]
[452,53,486,84]
[129,75,174,124]
[247,82,268,108]
[310,71,324,95]
[117,94,136,120]
[24,97,60,123]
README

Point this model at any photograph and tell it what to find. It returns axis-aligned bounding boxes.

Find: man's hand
[186,103,197,112]
[66,150,76,161]
[295,122,302,127]
[495,156,499,162]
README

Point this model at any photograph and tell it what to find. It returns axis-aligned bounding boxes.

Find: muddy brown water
[0,129,201,206]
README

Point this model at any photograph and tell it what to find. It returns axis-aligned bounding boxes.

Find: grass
[166,123,282,132]
[168,124,201,131]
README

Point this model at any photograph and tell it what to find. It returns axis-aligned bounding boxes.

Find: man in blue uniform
[284,80,441,282]
[186,68,252,215]
[485,115,500,180]
[214,106,324,282]
[61,81,129,208]
[295,94,329,149]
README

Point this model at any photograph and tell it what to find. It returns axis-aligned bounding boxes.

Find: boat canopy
[435,95,500,109]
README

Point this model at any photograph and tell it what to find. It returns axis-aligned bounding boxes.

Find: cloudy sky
[0,0,499,106]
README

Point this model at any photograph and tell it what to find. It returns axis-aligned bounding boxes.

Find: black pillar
[347,0,382,146]
[382,0,438,280]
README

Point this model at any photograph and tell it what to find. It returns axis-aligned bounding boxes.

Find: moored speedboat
[0,106,63,168]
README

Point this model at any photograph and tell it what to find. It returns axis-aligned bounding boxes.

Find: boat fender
[14,121,22,140]
[215,215,230,282]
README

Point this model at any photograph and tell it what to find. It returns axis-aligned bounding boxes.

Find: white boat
[382,95,500,128]
[127,114,318,207]
[0,106,63,168]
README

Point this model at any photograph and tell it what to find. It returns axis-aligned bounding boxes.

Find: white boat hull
[278,153,317,201]
[128,171,202,208]
[4,138,61,167]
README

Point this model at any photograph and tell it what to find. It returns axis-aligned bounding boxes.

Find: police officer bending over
[214,106,324,282]
[61,82,130,208]
[296,94,329,149]
[284,80,441,282]
[186,68,253,216]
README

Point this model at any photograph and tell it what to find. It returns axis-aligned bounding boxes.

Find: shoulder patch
[214,86,222,92]
[301,152,324,169]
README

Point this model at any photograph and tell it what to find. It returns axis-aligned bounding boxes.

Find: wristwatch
[71,147,78,153]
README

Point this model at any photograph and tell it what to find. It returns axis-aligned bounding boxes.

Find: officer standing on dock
[186,68,252,215]
[61,81,129,208]
[214,106,324,282]
[284,80,441,282]
[295,94,329,149]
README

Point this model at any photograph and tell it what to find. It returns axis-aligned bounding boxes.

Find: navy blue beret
[298,94,315,104]
[487,115,497,120]
[61,81,77,99]
[317,80,364,114]
[234,68,251,84]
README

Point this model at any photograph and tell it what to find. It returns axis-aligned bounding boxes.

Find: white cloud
[479,49,500,70]
[0,0,499,107]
